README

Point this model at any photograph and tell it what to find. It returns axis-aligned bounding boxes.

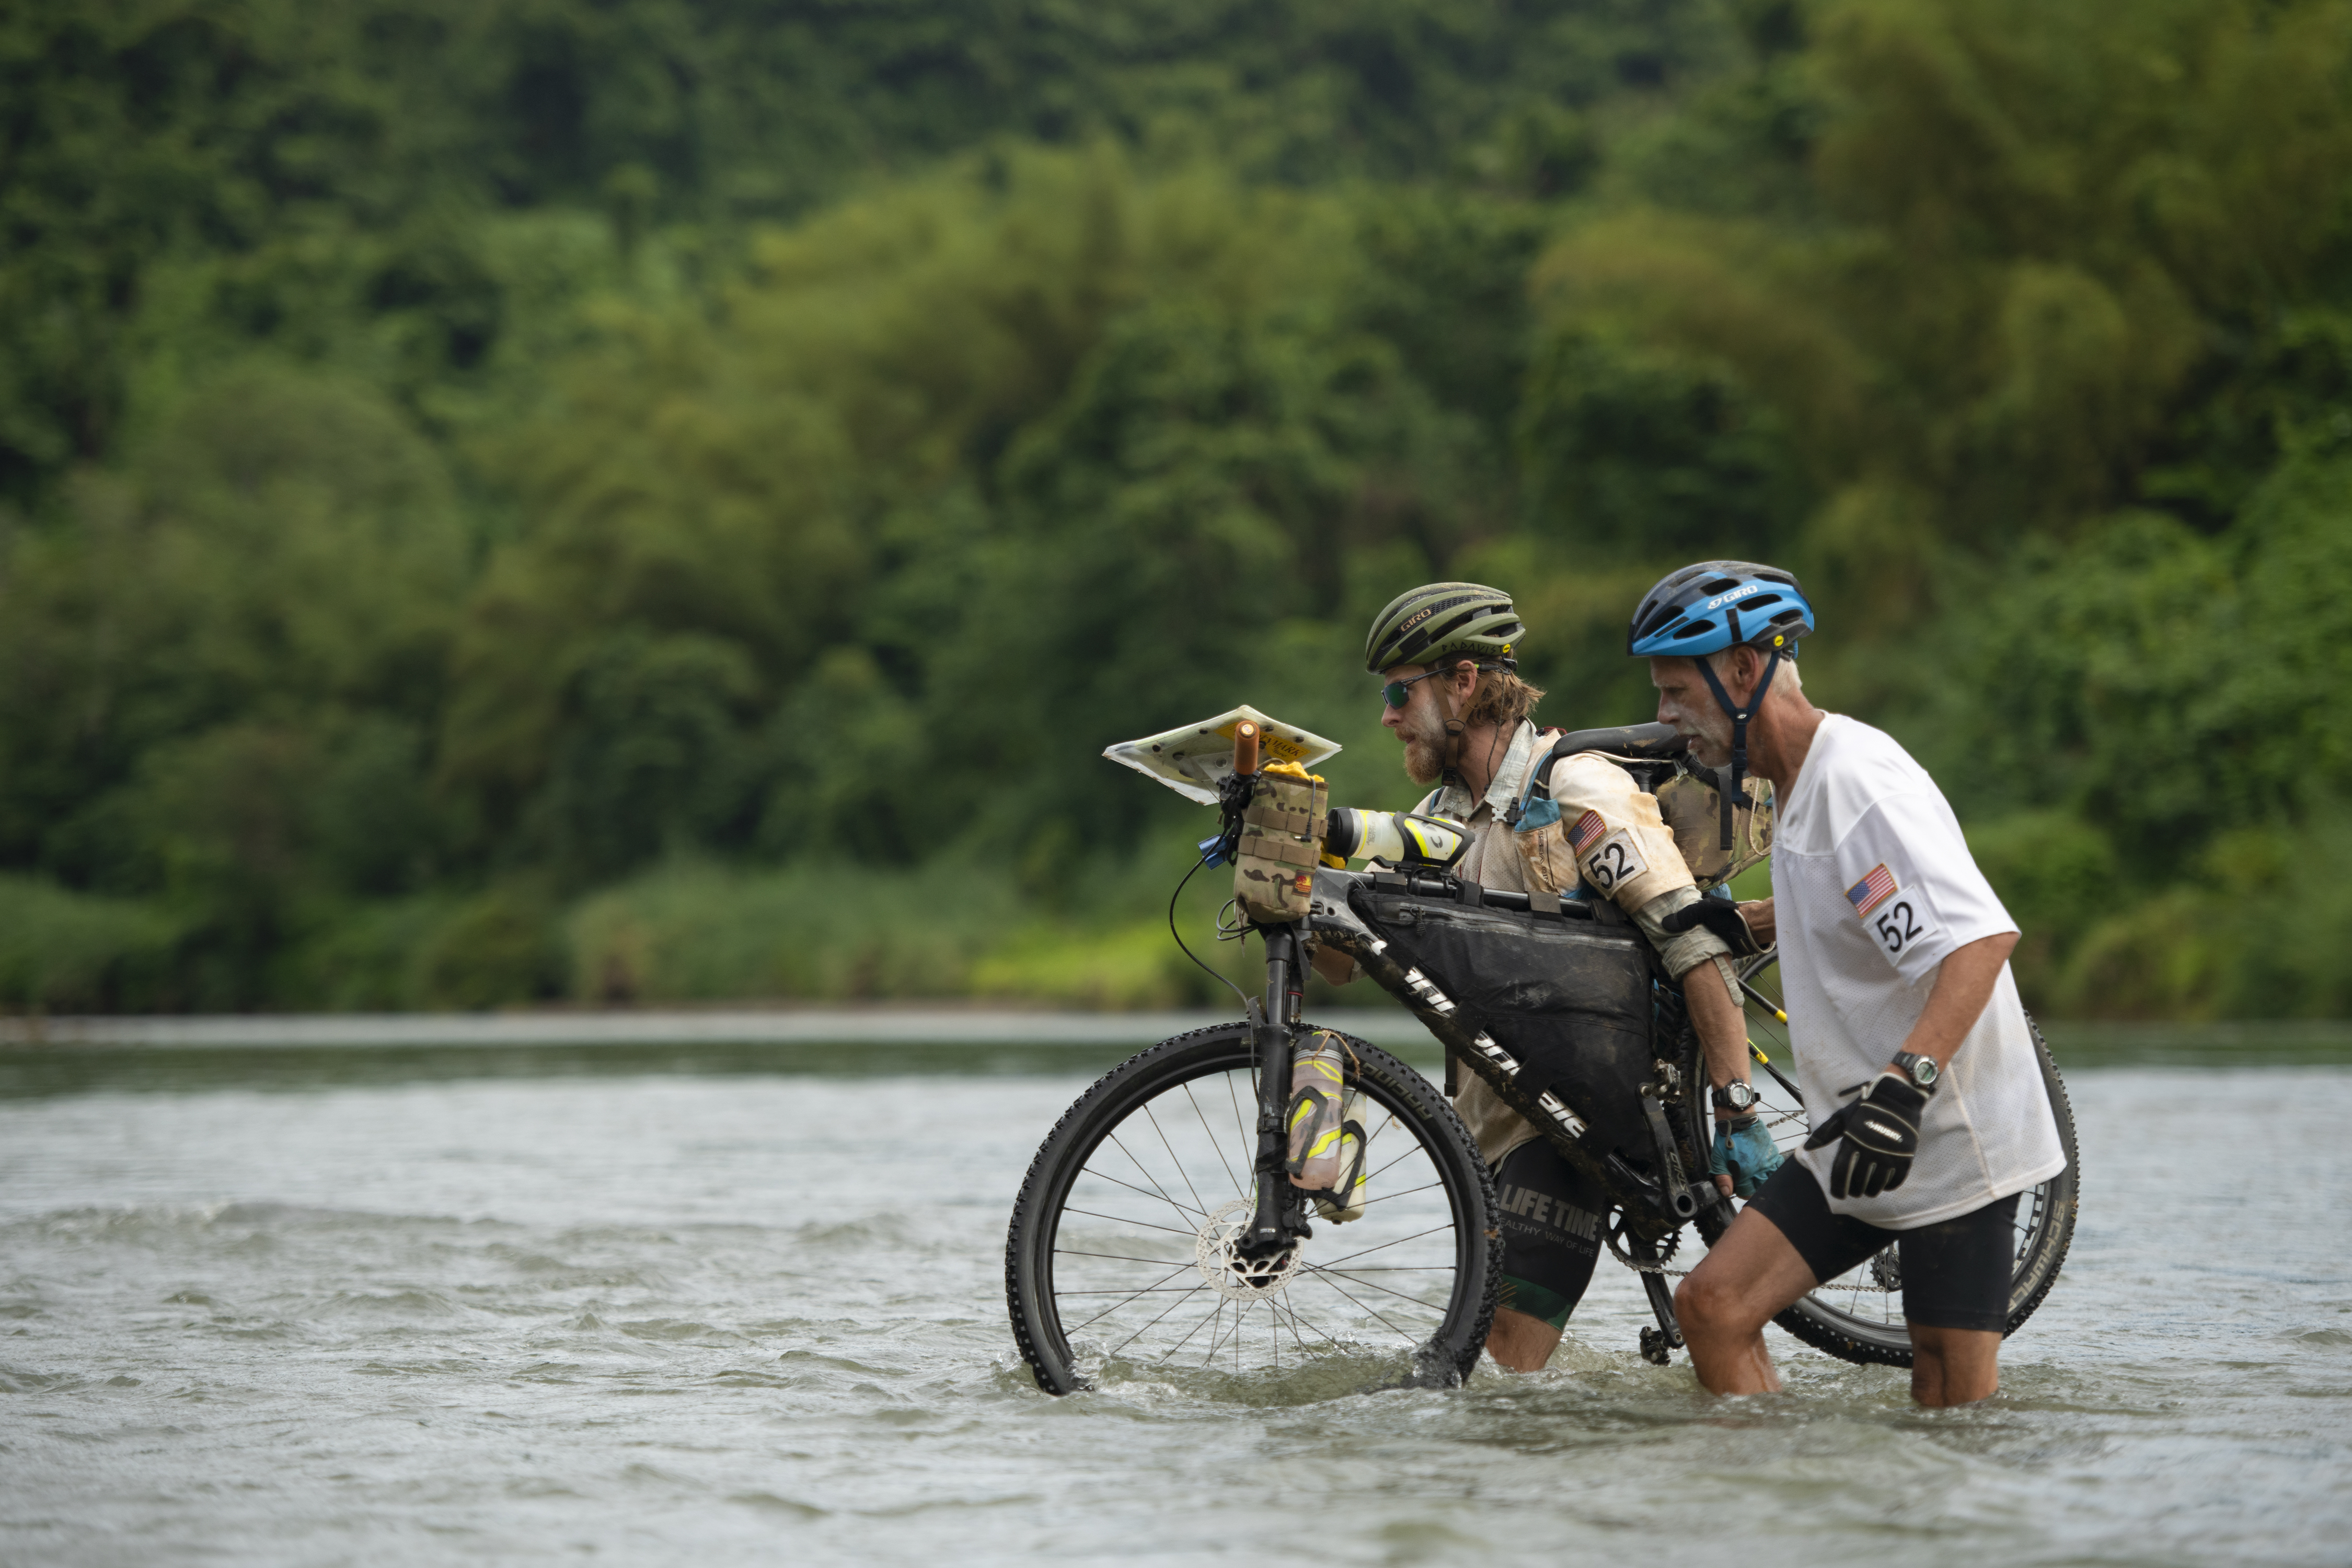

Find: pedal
[1639,1326,1674,1366]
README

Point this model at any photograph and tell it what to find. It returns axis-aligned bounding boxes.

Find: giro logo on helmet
[1704,583,1767,612]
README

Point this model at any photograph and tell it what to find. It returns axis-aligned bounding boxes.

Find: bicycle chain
[1604,1213,1690,1277]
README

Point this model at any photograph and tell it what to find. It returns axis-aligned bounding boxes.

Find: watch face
[1906,1055,1938,1086]
[1720,1081,1757,1110]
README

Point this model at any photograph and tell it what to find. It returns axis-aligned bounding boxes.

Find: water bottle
[1286,1033,1367,1219]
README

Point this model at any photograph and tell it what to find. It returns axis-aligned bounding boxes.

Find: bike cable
[1169,853,1250,1011]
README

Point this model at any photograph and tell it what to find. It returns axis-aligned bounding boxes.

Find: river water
[3,1047,2347,1565]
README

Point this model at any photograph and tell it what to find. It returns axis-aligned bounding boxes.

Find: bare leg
[1908,1325,2000,1405]
[1484,1307,1563,1372]
[1675,1205,1817,1394]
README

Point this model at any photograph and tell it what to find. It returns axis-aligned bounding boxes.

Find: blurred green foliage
[1,0,2348,1018]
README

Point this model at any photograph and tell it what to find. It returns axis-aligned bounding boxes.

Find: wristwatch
[1889,1051,1940,1092]
[1711,1081,1759,1113]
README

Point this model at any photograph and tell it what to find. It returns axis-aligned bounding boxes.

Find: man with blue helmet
[1633,562,2068,1406]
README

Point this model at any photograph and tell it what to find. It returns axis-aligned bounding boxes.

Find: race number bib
[1572,810,1648,896]
[1848,862,1933,958]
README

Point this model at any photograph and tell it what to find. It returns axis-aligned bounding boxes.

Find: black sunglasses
[1381,667,1454,709]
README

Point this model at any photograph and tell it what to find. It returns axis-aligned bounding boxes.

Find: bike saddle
[1544,721,1687,761]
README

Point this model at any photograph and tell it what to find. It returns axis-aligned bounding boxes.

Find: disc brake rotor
[1195,1197,1303,1302]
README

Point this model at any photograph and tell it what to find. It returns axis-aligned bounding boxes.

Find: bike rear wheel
[1698,988,2079,1368]
[1006,1023,1500,1396]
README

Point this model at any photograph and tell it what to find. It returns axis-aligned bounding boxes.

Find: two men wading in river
[1323,567,2068,1406]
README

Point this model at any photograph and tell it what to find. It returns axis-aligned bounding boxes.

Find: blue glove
[1709,1115,1784,1198]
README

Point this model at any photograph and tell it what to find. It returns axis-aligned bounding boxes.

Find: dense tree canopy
[2,0,2348,1017]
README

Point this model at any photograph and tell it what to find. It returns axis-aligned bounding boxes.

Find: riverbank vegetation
[4,0,2348,1018]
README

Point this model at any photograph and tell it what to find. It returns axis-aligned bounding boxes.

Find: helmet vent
[1670,621,1712,640]
[1700,576,1742,594]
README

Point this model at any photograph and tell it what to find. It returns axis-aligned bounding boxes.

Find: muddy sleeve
[1632,887,1741,1005]
[1545,755,1699,913]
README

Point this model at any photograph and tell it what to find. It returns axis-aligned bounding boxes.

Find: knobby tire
[1006,1023,1500,1396]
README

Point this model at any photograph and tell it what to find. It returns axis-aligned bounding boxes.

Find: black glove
[1657,896,1765,958]
[1803,1073,1928,1200]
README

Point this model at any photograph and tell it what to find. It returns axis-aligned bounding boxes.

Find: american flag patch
[1847,863,1898,918]
[1570,810,1608,854]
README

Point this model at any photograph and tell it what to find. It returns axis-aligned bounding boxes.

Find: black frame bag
[1349,884,1657,1165]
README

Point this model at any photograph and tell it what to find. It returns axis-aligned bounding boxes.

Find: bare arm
[1684,963,1749,1095]
[1898,931,2019,1070]
[1682,961,1751,1197]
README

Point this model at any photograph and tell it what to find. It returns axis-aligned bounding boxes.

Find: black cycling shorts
[1490,1137,1607,1330]
[1747,1158,2020,1333]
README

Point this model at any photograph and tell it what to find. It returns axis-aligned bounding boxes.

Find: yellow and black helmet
[1362,582,1523,675]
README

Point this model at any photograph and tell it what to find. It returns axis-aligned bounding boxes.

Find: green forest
[3,0,2349,1019]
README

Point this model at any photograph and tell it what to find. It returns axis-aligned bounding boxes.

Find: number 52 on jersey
[1848,862,1927,956]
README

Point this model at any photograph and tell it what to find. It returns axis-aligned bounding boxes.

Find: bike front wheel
[1005,1023,1500,1397]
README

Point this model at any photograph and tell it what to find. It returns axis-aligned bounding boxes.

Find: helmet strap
[1695,639,1783,852]
[1438,661,1469,782]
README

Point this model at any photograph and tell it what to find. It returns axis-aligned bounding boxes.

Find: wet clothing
[1490,1138,1607,1331]
[1413,721,1738,1170]
[1772,716,2066,1227]
[1318,719,1760,1338]
[1748,1158,2021,1333]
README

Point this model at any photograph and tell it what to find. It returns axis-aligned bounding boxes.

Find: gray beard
[1673,707,1735,770]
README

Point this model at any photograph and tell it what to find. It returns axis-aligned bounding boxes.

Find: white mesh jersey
[1771,715,2067,1228]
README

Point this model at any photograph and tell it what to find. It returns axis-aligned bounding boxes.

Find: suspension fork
[1248,923,1308,1244]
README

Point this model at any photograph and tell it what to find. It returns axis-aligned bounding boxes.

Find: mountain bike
[1004,723,2079,1394]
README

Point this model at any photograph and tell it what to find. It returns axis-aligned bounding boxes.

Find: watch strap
[1890,1051,1940,1091]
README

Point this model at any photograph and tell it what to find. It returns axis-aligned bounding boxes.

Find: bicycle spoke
[1143,1102,1211,1218]
[1067,1265,1202,1332]
[1183,1079,1247,1201]
[1151,1294,1228,1364]
[1107,1130,1200,1220]
[1059,1206,1200,1240]
[1298,1264,1453,1272]
[1302,1263,1448,1313]
[1365,1142,1429,1186]
[1295,1265,1421,1345]
[1313,1223,1451,1269]
[1109,1281,1218,1359]
[1079,1165,1212,1225]
[1350,1179,1442,1210]
[1276,1292,1341,1349]
[1058,1247,1196,1268]
[1198,1300,1231,1369]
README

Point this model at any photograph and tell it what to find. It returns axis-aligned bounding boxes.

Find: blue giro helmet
[1627,561,1814,658]
[1628,561,1814,852]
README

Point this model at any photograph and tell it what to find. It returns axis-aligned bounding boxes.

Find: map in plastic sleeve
[1102,705,1343,804]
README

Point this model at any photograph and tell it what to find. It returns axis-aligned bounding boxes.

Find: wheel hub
[1195,1197,1303,1302]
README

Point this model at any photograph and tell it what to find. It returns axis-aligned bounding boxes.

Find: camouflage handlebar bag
[1234,764,1328,923]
